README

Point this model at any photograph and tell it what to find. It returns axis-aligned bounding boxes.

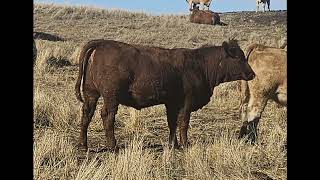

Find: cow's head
[219,40,255,82]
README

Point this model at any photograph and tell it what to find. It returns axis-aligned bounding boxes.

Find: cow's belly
[119,95,164,110]
[189,89,213,111]
[120,80,168,109]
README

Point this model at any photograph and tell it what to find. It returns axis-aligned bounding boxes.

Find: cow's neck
[200,47,228,90]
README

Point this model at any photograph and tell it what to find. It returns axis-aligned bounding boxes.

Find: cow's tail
[75,39,103,103]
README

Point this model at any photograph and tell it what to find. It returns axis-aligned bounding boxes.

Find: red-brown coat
[190,9,227,26]
[75,39,255,150]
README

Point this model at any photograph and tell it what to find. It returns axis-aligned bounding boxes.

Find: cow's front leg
[165,104,179,149]
[206,5,210,11]
[200,2,205,10]
[178,109,191,148]
[239,95,268,144]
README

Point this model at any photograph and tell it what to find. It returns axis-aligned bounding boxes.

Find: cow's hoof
[180,142,190,150]
[76,144,88,151]
[168,144,180,150]
[238,121,249,139]
[246,133,257,145]
[238,121,258,144]
[92,146,118,153]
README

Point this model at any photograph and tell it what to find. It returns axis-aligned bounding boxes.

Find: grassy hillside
[33,3,287,180]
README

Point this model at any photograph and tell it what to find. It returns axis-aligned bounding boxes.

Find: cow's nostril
[251,73,256,79]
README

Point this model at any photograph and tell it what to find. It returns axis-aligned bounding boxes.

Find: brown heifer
[190,9,227,26]
[239,43,287,143]
[75,39,255,151]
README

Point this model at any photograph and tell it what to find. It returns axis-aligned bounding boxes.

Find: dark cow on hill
[33,31,65,42]
[190,9,227,26]
[75,39,255,151]
[239,43,287,143]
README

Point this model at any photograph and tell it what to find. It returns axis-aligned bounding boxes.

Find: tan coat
[239,43,286,143]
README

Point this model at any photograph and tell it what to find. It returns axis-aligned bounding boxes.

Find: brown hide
[75,39,254,150]
[190,9,227,26]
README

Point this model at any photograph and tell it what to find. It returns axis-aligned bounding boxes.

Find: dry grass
[34,3,287,180]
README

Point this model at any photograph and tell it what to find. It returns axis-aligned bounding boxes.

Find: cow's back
[190,10,213,24]
[88,40,189,109]
[247,45,287,103]
[248,47,286,82]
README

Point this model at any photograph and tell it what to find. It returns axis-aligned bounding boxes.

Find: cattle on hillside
[75,39,255,150]
[239,43,286,143]
[190,9,227,26]
[256,0,270,12]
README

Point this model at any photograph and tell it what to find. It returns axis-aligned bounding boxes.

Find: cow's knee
[239,119,260,144]
[239,103,248,122]
[247,106,261,122]
[277,93,287,106]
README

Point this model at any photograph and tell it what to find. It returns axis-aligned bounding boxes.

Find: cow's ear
[222,41,228,50]
[222,41,229,55]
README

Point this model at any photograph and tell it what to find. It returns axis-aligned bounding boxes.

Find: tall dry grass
[34,3,287,180]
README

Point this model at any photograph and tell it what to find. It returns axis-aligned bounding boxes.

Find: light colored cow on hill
[239,43,287,143]
[186,0,212,11]
[256,0,270,12]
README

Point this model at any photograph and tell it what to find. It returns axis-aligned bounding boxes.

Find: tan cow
[238,43,286,143]
[186,0,212,11]
[256,0,270,12]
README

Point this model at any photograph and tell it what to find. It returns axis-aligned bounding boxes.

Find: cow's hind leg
[78,90,100,151]
[200,2,205,10]
[189,1,193,11]
[192,3,198,10]
[239,94,268,144]
[165,105,179,149]
[100,91,119,150]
